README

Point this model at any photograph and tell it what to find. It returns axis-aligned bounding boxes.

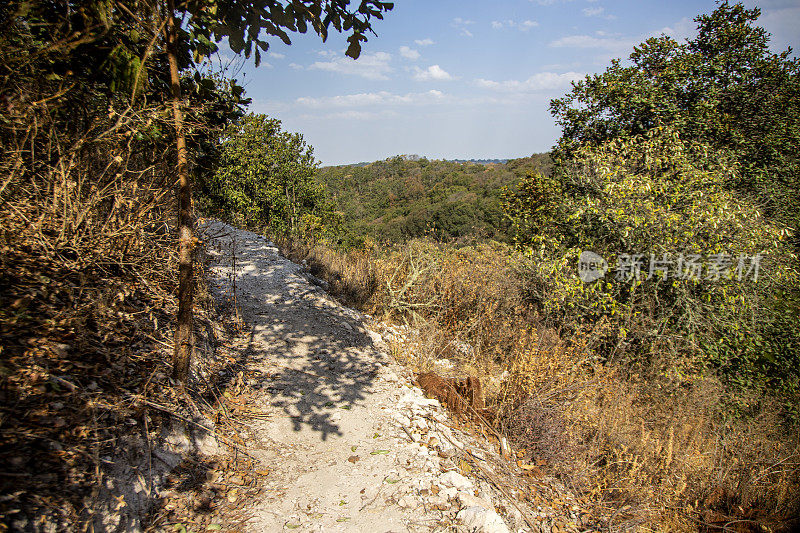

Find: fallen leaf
[347,455,360,464]
[370,449,389,455]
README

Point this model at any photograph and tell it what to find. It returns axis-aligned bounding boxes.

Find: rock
[441,486,458,500]
[457,491,493,510]
[392,412,411,426]
[427,494,450,509]
[397,495,415,509]
[412,417,428,431]
[438,471,474,491]
[456,506,510,533]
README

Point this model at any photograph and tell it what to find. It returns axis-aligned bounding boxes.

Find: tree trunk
[166,1,193,384]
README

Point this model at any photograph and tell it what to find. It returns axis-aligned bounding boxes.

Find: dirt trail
[201,220,529,533]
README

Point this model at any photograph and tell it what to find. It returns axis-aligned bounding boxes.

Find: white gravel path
[201,220,518,533]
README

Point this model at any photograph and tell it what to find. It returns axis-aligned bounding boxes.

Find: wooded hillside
[315,153,552,246]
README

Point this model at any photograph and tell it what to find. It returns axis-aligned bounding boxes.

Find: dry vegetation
[0,70,258,533]
[278,236,800,532]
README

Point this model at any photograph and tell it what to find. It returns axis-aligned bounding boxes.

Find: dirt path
[200,220,534,533]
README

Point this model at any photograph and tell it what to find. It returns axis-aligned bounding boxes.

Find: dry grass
[277,236,800,532]
[0,86,256,530]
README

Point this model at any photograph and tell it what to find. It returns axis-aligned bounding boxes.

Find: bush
[505,127,799,398]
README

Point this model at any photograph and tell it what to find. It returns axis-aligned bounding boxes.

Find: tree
[159,0,393,384]
[200,113,335,237]
[550,2,800,245]
[2,0,394,385]
[505,2,800,397]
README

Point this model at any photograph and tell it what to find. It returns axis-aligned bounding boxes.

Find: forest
[314,154,552,245]
[1,0,799,531]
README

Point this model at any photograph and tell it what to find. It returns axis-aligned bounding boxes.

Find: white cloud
[582,6,617,20]
[492,19,540,31]
[295,90,446,108]
[649,17,696,42]
[268,52,286,59]
[299,110,401,121]
[414,38,435,46]
[308,51,392,80]
[399,46,420,60]
[316,49,340,58]
[549,34,635,51]
[452,17,475,37]
[413,65,455,81]
[532,0,575,5]
[476,71,584,92]
[289,62,303,70]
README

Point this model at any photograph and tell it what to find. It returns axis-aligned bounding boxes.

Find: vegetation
[550,1,800,249]
[276,2,800,531]
[0,0,393,528]
[2,0,798,530]
[315,153,552,246]
[198,113,337,238]
[508,1,800,402]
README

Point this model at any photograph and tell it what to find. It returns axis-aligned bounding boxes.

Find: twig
[131,396,256,459]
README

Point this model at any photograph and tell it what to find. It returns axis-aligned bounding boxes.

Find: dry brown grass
[0,83,254,529]
[276,236,800,532]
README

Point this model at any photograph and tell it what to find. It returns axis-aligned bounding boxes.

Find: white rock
[441,487,458,500]
[412,417,428,431]
[427,494,450,509]
[457,492,493,510]
[456,506,511,533]
[438,471,474,491]
[397,495,415,509]
[398,392,440,409]
[392,412,411,426]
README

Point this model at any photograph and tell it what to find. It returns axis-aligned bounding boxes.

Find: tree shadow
[201,221,387,443]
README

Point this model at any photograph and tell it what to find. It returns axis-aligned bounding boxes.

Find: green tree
[2,0,394,384]
[550,2,800,244]
[506,2,800,399]
[201,113,335,237]
[161,0,394,383]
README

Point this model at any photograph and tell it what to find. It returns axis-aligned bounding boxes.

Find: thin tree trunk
[166,0,193,384]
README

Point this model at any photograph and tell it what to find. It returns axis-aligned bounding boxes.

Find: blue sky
[214,0,800,166]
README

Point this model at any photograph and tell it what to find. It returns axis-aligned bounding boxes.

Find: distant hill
[448,158,509,165]
[315,153,552,247]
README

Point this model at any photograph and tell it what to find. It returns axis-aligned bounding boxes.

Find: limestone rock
[456,506,510,533]
[438,471,474,491]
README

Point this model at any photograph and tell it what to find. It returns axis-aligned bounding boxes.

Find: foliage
[550,1,800,246]
[279,234,800,532]
[315,153,552,246]
[507,128,798,395]
[199,113,337,238]
[0,0,393,526]
[502,2,800,406]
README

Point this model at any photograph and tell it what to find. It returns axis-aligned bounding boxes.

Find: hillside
[315,154,552,246]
